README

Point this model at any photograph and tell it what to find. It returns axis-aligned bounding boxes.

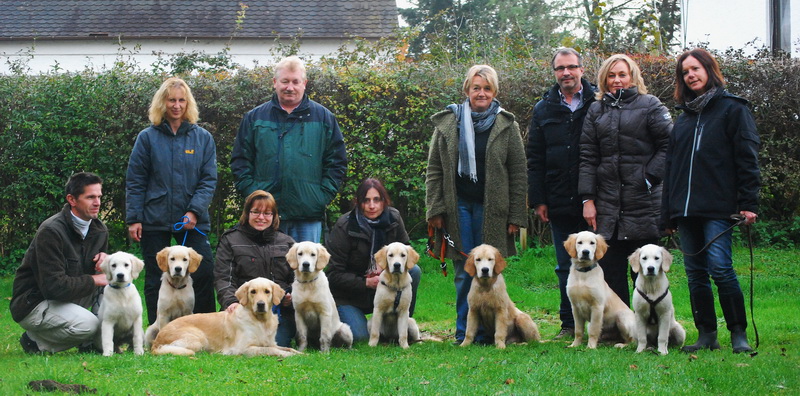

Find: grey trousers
[18,298,99,353]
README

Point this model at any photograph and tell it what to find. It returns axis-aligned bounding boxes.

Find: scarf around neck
[685,86,719,113]
[239,222,276,245]
[355,208,392,273]
[447,98,502,183]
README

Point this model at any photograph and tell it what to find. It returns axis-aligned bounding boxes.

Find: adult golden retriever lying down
[461,244,540,349]
[564,231,635,349]
[150,277,301,357]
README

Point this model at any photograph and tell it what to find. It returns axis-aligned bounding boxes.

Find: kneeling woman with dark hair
[326,178,422,342]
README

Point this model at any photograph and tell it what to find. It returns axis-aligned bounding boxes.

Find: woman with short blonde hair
[595,54,648,99]
[148,77,199,125]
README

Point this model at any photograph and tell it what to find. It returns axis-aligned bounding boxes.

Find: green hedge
[1,48,799,273]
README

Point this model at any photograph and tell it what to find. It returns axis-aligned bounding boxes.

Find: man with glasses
[526,48,596,339]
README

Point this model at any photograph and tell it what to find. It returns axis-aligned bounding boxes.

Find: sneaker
[19,332,40,354]
[553,328,575,340]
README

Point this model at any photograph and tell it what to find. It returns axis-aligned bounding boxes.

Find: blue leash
[173,216,207,246]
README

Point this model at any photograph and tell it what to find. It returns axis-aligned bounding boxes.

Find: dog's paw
[613,342,628,348]
[368,338,379,347]
[568,341,580,348]
[658,347,669,355]
[636,345,646,353]
[134,347,144,356]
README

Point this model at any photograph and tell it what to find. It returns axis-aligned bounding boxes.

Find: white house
[0,0,399,74]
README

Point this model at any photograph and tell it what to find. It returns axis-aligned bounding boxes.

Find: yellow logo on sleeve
[185,149,195,154]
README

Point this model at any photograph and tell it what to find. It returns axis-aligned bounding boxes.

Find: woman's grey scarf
[446,98,502,182]
[685,86,718,113]
[355,208,391,274]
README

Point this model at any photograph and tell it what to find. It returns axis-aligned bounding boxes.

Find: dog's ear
[494,248,507,274]
[661,247,674,272]
[131,255,145,279]
[235,280,250,307]
[187,248,202,273]
[272,282,286,306]
[285,243,299,269]
[464,249,477,277]
[406,245,420,270]
[563,234,578,258]
[99,255,112,281]
[374,246,388,270]
[156,247,171,272]
[316,244,331,270]
[628,248,641,274]
[594,234,608,260]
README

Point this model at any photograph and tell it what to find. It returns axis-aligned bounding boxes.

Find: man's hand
[182,212,198,230]
[92,274,108,287]
[128,223,142,242]
[535,204,549,223]
[366,275,380,289]
[508,224,520,235]
[740,210,758,225]
[427,215,444,229]
[93,252,108,272]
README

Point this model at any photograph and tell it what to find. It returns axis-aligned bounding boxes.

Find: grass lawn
[1,244,797,395]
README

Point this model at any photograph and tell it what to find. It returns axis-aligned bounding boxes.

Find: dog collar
[636,287,670,325]
[380,280,404,312]
[576,263,598,272]
[109,283,132,289]
[296,275,320,284]
[167,280,187,290]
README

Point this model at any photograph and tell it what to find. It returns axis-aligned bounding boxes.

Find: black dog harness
[636,287,670,325]
[576,263,598,273]
[380,281,403,312]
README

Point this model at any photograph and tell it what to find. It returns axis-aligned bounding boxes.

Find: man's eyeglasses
[554,64,582,72]
[249,211,274,218]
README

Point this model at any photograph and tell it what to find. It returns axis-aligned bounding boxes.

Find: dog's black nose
[256,301,266,312]
[116,273,125,281]
[174,267,182,273]
[580,249,590,258]
[646,266,656,275]
[301,262,311,271]
[393,263,402,272]
[481,267,490,275]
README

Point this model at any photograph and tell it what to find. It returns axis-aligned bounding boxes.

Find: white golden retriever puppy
[95,252,145,356]
[368,242,420,349]
[287,241,353,353]
[144,245,202,347]
[564,231,635,349]
[461,244,540,349]
[629,244,686,354]
[151,277,301,357]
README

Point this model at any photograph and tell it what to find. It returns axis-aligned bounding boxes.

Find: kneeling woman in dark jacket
[327,178,422,342]
[214,190,296,347]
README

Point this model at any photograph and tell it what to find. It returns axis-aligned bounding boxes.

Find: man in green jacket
[10,172,109,353]
[231,56,347,243]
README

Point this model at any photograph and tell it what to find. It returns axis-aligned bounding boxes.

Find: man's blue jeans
[549,215,587,330]
[280,220,322,243]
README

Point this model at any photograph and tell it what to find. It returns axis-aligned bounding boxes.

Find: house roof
[0,0,398,40]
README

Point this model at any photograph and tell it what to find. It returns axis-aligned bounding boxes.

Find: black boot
[682,288,721,352]
[720,291,753,353]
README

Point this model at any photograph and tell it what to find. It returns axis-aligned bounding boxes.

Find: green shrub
[1,39,798,273]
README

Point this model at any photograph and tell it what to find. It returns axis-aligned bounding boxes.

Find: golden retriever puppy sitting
[144,245,202,347]
[151,277,301,357]
[461,244,540,349]
[287,241,353,353]
[95,252,145,356]
[564,231,635,349]
[368,242,420,349]
[629,244,686,354]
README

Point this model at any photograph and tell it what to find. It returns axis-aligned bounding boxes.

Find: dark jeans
[549,215,587,329]
[141,230,216,325]
[677,217,741,295]
[599,237,659,307]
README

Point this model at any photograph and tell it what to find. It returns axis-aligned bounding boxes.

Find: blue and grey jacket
[230,94,347,221]
[126,121,217,232]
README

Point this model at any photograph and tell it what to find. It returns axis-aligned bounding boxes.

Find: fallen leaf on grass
[629,364,638,370]
[420,381,430,385]
[504,378,515,385]
[736,363,749,367]
[689,354,698,360]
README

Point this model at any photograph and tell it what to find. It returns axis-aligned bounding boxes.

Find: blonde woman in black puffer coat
[579,54,673,308]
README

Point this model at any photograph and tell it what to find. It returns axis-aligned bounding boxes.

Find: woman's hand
[282,292,293,307]
[583,200,597,231]
[226,302,240,313]
[427,215,444,229]
[507,224,520,235]
[365,275,380,289]
[740,210,758,225]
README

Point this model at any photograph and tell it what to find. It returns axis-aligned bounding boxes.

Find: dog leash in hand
[667,214,758,349]
[427,225,469,277]
[173,215,208,246]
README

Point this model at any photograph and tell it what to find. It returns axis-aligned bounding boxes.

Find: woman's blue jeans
[454,197,484,342]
